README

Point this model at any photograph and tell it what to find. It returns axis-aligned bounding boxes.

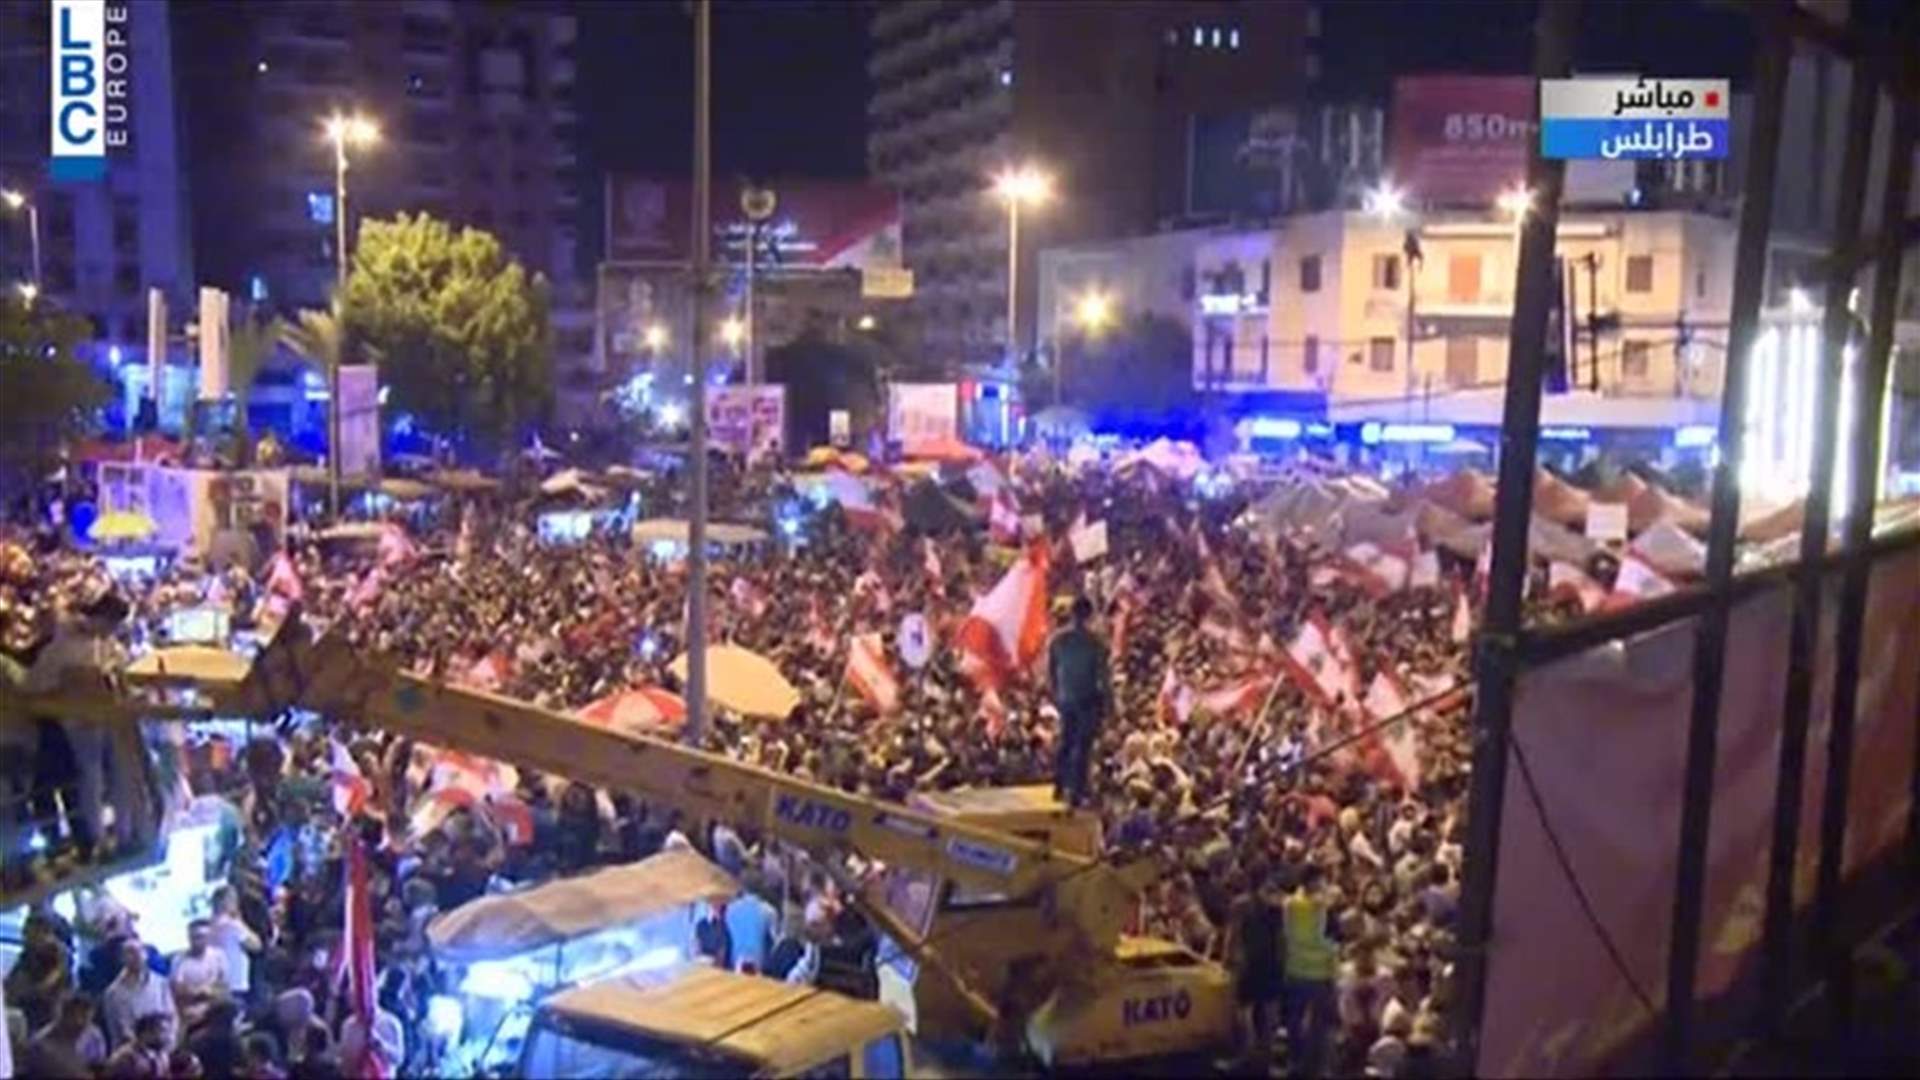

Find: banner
[337,365,381,480]
[888,383,958,451]
[706,385,786,459]
[606,175,901,269]
[197,287,230,401]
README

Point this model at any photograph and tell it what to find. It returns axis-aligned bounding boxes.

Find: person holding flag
[1046,595,1110,808]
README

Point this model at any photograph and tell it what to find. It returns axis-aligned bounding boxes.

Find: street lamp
[1363,182,1405,220]
[643,322,669,352]
[321,111,379,519]
[17,282,38,307]
[992,164,1052,367]
[2,188,41,290]
[719,316,745,350]
[1497,184,1534,221]
[1367,180,1423,420]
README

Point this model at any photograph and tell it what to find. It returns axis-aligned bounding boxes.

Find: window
[1446,336,1479,387]
[1369,337,1396,372]
[1372,253,1401,291]
[1622,339,1652,379]
[1192,26,1203,46]
[1229,27,1241,49]
[1211,27,1222,47]
[1446,254,1481,303]
[1299,254,1322,293]
[1303,334,1319,374]
[1626,254,1654,293]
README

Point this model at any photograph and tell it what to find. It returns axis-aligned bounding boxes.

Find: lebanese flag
[1342,541,1414,596]
[265,550,305,602]
[336,838,388,1079]
[1283,615,1356,706]
[485,793,536,847]
[1409,549,1442,589]
[1607,554,1675,609]
[1362,672,1424,790]
[989,491,1022,544]
[576,686,687,736]
[1195,674,1274,721]
[953,540,1051,691]
[347,567,385,612]
[846,632,901,715]
[330,739,373,820]
[377,523,417,569]
[1549,561,1607,612]
[922,538,944,583]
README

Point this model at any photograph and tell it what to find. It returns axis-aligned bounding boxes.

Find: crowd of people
[1,451,1594,1078]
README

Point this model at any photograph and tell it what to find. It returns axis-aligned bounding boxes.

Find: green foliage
[226,315,278,464]
[0,296,106,497]
[341,212,552,452]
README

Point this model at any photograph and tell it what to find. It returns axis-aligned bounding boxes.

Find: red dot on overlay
[1705,91,1720,107]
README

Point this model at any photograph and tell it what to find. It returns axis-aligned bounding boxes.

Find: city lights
[643,323,669,351]
[1073,290,1114,334]
[1497,184,1534,220]
[0,189,22,209]
[991,165,1053,206]
[323,112,381,148]
[17,282,38,305]
[720,316,746,349]
[856,314,877,331]
[1364,182,1405,219]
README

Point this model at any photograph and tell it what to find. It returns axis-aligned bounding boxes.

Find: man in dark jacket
[1047,596,1110,808]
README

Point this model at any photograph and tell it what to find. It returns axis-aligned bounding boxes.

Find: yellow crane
[6,620,1235,1066]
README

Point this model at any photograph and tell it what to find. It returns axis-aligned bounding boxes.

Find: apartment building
[867,0,1315,373]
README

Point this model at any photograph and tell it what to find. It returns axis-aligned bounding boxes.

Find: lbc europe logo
[50,0,132,183]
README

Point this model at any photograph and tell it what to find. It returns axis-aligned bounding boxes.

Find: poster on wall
[706,385,787,460]
[887,383,959,451]
[1389,75,1536,205]
[336,365,382,480]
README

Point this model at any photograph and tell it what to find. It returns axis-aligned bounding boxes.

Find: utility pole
[1583,251,1600,391]
[1403,229,1422,420]
[685,0,711,744]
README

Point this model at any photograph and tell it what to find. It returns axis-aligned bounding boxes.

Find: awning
[427,849,739,964]
[670,644,801,719]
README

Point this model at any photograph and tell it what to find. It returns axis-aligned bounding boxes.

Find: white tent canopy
[630,518,769,547]
[426,849,738,965]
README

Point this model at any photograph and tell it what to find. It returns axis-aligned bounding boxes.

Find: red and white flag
[1342,541,1414,596]
[1548,561,1607,612]
[336,837,388,1079]
[1283,615,1355,706]
[377,523,417,570]
[953,540,1052,691]
[1195,674,1274,721]
[329,739,373,820]
[1449,587,1474,644]
[1158,665,1195,723]
[989,491,1022,545]
[846,632,901,715]
[1361,672,1424,791]
[1606,554,1675,609]
[265,550,305,603]
[459,652,512,693]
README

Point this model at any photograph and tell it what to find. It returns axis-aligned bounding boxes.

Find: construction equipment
[209,619,1234,1066]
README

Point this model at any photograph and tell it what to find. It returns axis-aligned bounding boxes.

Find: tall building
[0,0,192,351]
[867,0,1316,373]
[175,0,582,323]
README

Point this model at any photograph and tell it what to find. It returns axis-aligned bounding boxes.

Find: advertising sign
[1389,75,1537,205]
[706,385,786,459]
[196,286,229,401]
[887,383,958,451]
[607,176,901,270]
[336,365,381,480]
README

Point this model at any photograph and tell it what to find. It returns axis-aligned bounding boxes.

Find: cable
[1508,727,1660,1019]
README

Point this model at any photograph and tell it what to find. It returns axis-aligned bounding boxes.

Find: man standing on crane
[1047,595,1110,809]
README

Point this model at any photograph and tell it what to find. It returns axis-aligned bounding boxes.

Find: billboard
[1390,75,1537,205]
[607,176,902,271]
[888,383,959,450]
[706,385,786,459]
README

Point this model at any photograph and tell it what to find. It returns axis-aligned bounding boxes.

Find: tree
[0,296,106,500]
[341,212,551,456]
[1060,313,1201,436]
[226,315,278,465]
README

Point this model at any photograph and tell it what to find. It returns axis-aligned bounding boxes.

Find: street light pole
[2,189,38,291]
[685,0,712,745]
[1006,199,1020,368]
[331,132,349,519]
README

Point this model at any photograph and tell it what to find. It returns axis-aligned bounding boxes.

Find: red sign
[606,176,900,269]
[1389,75,1538,205]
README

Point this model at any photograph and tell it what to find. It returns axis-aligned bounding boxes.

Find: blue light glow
[1245,417,1302,440]
[1363,422,1457,445]
[1539,426,1592,442]
[108,344,124,365]
[1674,424,1717,448]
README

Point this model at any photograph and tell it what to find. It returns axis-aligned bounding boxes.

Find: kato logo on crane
[1121,988,1193,1027]
[774,793,852,833]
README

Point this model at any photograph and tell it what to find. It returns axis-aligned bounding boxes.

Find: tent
[1628,484,1710,536]
[1533,469,1591,528]
[669,644,801,719]
[575,686,687,737]
[1420,469,1498,521]
[426,849,738,965]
